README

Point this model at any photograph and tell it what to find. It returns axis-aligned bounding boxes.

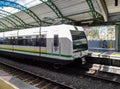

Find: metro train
[0,24,88,65]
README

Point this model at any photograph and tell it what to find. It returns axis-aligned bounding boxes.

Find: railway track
[0,56,120,89]
[68,63,120,85]
[81,66,120,84]
[0,63,74,89]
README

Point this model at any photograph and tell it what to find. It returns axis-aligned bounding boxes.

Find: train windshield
[71,30,88,52]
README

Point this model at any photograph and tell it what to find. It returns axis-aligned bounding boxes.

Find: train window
[25,36,32,46]
[0,38,4,44]
[0,37,17,45]
[35,36,39,46]
[71,30,88,51]
[15,36,38,46]
[32,38,36,46]
[12,37,16,45]
[8,37,12,45]
[54,35,59,47]
[22,37,27,46]
[14,37,18,45]
[4,38,9,44]
[39,35,46,47]
[18,37,24,45]
[31,36,37,46]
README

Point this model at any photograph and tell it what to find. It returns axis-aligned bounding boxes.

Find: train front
[71,27,88,63]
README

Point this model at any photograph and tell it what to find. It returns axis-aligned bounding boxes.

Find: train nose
[74,52,82,58]
[73,51,88,58]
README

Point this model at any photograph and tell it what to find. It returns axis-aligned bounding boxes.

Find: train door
[12,37,16,52]
[52,34,60,54]
[46,31,60,56]
[8,37,13,52]
[8,37,12,51]
[39,34,47,56]
[7,36,16,52]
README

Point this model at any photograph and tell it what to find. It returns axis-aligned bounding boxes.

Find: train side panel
[46,27,73,61]
[0,24,88,65]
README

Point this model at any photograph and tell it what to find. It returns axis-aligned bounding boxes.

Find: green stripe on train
[0,47,73,58]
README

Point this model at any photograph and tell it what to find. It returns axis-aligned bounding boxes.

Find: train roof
[0,24,85,37]
[44,24,84,31]
[0,24,84,34]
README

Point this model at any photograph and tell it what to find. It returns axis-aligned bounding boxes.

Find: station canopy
[0,0,120,32]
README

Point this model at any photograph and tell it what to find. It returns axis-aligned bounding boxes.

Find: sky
[0,0,42,13]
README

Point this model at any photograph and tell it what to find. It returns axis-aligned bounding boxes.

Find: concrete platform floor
[0,69,39,89]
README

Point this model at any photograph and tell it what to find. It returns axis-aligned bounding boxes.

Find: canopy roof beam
[0,0,51,26]
[0,14,19,28]
[96,0,108,21]
[0,21,9,30]
[86,0,104,21]
[0,9,30,27]
[40,0,73,23]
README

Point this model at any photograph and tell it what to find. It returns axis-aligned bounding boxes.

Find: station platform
[88,51,120,59]
[87,51,120,66]
[0,70,38,89]
[89,63,120,75]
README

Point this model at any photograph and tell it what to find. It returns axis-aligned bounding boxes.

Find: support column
[118,25,120,52]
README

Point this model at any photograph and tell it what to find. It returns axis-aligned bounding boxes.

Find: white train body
[0,24,88,65]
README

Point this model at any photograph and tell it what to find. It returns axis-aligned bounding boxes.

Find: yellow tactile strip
[0,78,19,89]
